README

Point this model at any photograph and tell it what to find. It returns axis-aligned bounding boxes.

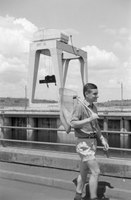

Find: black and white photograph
[0,0,130,200]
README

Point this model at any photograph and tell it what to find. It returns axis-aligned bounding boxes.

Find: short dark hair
[83,83,97,98]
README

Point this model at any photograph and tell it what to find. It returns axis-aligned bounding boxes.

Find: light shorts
[76,138,97,162]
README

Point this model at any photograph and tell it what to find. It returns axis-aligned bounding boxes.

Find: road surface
[0,178,74,200]
[0,177,119,200]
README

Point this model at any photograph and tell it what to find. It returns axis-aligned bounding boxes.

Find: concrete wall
[0,147,131,179]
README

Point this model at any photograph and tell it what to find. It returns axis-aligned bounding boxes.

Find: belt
[78,133,97,139]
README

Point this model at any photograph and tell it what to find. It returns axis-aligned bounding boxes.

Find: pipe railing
[0,125,131,157]
[0,125,131,135]
[0,138,131,152]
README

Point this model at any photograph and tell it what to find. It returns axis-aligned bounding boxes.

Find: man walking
[71,83,109,200]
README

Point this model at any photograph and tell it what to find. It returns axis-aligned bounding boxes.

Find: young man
[70,83,109,200]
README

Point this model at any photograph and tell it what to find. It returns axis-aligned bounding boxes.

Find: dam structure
[0,29,131,200]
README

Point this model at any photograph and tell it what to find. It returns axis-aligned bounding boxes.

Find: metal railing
[1,125,131,134]
[0,125,131,158]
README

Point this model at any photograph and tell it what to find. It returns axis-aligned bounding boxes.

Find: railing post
[103,116,108,140]
[120,117,129,148]
[104,116,108,131]
[120,117,124,148]
[27,117,35,141]
[123,119,129,148]
[4,117,12,139]
[0,111,4,144]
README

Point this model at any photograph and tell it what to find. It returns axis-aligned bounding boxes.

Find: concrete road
[0,178,119,200]
[0,178,74,200]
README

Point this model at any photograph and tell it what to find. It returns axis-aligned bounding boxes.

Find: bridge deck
[0,146,130,200]
[0,177,74,200]
[0,163,119,200]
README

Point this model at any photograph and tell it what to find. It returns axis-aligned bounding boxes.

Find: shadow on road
[73,178,114,199]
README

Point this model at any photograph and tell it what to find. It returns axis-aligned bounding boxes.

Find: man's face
[85,89,98,103]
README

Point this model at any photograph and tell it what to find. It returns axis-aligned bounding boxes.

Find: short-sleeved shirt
[70,99,98,138]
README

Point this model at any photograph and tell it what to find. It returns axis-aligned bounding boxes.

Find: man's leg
[76,161,88,194]
[74,173,83,200]
[87,159,100,199]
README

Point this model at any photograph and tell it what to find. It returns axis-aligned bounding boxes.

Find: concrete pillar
[103,117,109,142]
[27,117,35,141]
[122,119,129,148]
[0,112,4,138]
[4,117,12,139]
[120,117,129,148]
[120,117,124,148]
[103,117,108,131]
[125,119,130,131]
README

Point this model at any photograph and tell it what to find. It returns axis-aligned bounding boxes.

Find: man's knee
[91,167,100,177]
[88,159,100,177]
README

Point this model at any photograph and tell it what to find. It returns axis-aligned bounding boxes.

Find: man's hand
[90,112,99,121]
[100,135,109,151]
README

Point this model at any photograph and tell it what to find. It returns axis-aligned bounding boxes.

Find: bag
[59,88,77,134]
[60,107,71,133]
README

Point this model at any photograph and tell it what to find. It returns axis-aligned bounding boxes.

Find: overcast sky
[0,0,131,102]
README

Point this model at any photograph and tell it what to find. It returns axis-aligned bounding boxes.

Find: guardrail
[0,125,131,134]
[0,125,131,159]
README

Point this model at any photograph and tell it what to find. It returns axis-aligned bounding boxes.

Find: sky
[0,0,131,102]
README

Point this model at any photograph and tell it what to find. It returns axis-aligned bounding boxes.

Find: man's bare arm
[71,113,99,129]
